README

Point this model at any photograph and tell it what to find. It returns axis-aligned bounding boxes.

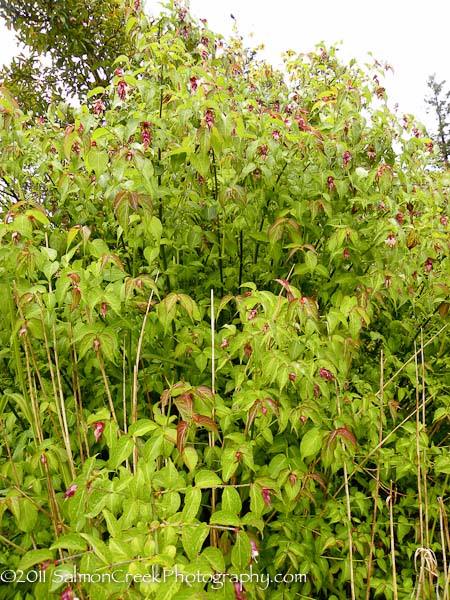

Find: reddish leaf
[195,386,214,401]
[176,420,190,454]
[191,414,219,434]
[304,473,327,491]
[174,392,194,419]
[263,397,280,416]
[327,426,357,450]
[160,389,171,409]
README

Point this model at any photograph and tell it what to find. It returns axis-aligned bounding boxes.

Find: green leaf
[51,533,88,552]
[195,470,222,488]
[85,148,109,177]
[231,530,251,571]
[128,419,158,436]
[87,86,106,98]
[18,549,54,571]
[91,127,110,141]
[300,428,323,459]
[222,486,242,515]
[181,487,202,522]
[108,436,134,469]
[102,508,122,538]
[80,533,110,565]
[249,484,265,518]
[435,455,450,475]
[201,547,226,573]
[209,510,241,527]
[155,580,182,600]
[26,209,50,226]
[190,152,210,178]
[182,446,198,472]
[182,523,209,560]
[221,448,239,482]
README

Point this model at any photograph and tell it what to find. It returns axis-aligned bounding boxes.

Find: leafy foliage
[0,2,450,599]
[0,0,134,111]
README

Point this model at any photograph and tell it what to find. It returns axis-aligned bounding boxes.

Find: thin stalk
[365,350,384,600]
[330,397,432,506]
[0,533,26,553]
[239,230,243,288]
[157,29,168,279]
[388,480,398,600]
[0,415,21,486]
[132,277,158,473]
[43,461,65,540]
[330,323,448,502]
[209,289,218,547]
[28,299,75,477]
[210,289,216,398]
[22,338,44,445]
[24,334,64,447]
[377,323,448,397]
[52,323,76,479]
[438,497,449,600]
[69,324,90,459]
[123,337,128,435]
[95,349,119,427]
[414,341,424,550]
[0,473,54,521]
[6,286,29,411]
[13,330,65,536]
[211,150,224,296]
[419,332,433,595]
[336,382,355,600]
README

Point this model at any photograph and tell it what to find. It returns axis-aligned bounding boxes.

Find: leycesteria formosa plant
[0,2,449,599]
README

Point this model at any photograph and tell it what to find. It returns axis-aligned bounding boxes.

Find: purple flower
[204,109,214,129]
[319,367,334,382]
[190,76,198,92]
[234,582,246,600]
[261,487,271,507]
[258,144,268,158]
[367,146,376,161]
[141,122,152,150]
[250,540,259,562]
[93,421,105,443]
[247,309,258,321]
[425,257,433,273]
[327,175,335,191]
[117,80,128,101]
[385,234,396,248]
[64,484,78,499]
[61,588,75,600]
[342,150,352,166]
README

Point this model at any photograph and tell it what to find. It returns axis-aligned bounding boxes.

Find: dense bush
[0,2,449,598]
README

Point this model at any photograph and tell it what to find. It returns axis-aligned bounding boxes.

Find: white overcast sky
[1,0,448,131]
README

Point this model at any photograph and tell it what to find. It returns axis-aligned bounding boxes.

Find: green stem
[211,150,224,296]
